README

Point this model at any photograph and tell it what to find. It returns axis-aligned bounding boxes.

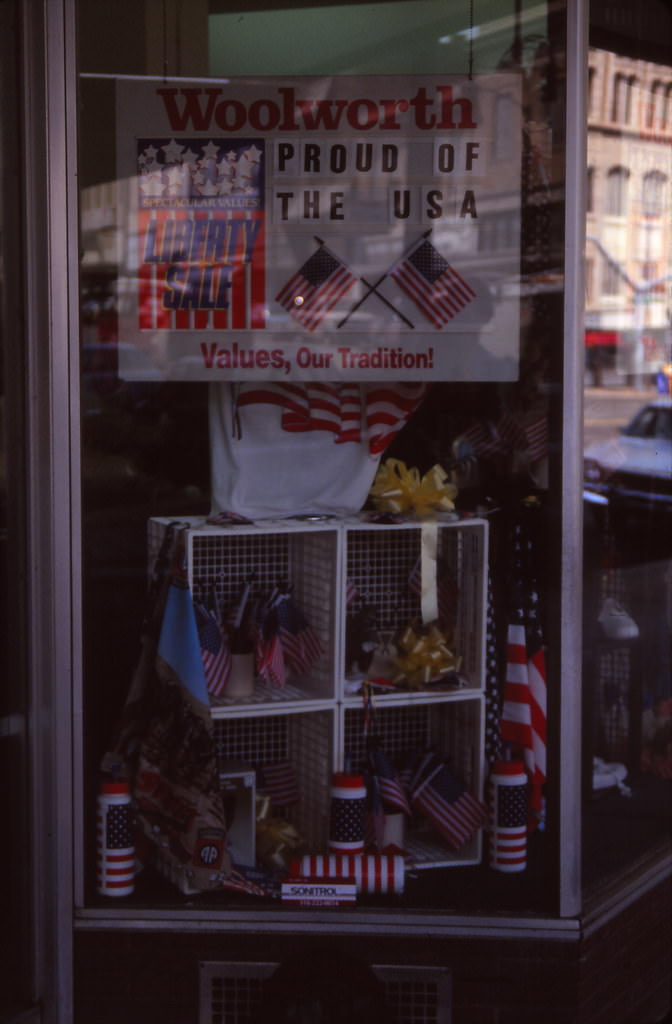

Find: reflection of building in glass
[586,48,672,379]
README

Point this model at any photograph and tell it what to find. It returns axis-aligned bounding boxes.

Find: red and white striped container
[291,854,405,895]
[488,760,528,873]
[328,773,367,854]
[96,780,135,897]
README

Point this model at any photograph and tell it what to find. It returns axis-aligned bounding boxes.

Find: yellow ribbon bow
[394,623,460,688]
[369,459,457,519]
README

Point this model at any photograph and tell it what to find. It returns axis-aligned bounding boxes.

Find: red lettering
[248,98,281,131]
[379,97,408,129]
[214,99,247,131]
[157,87,222,131]
[156,85,478,133]
[295,98,348,130]
[346,98,379,130]
[436,85,476,129]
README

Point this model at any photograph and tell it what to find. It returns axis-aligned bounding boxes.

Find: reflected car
[583,397,672,514]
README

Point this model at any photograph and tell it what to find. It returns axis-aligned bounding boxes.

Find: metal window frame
[26,6,589,1012]
[22,0,80,1020]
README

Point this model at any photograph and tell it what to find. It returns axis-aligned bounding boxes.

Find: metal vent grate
[199,961,451,1024]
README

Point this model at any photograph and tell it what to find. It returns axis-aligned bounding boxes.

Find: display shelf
[341,696,485,868]
[146,514,489,878]
[148,516,340,705]
[213,708,335,853]
[341,517,488,700]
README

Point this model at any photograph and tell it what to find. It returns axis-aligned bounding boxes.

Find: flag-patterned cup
[329,773,367,853]
[488,760,528,872]
[96,780,135,896]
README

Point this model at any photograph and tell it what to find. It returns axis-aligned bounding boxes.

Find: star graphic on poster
[165,164,187,187]
[225,149,237,162]
[201,140,220,161]
[142,143,159,162]
[181,147,201,168]
[192,169,206,186]
[242,144,262,164]
[162,138,185,163]
[139,172,165,197]
[199,179,219,196]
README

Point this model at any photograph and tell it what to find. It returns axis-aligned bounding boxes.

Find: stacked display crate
[148,514,488,871]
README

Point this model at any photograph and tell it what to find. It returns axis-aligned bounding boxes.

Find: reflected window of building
[605,166,630,215]
[601,259,621,295]
[663,83,672,130]
[646,79,662,129]
[641,170,667,216]
[583,20,672,897]
[611,72,636,123]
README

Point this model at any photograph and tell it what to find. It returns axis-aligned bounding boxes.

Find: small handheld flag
[390,235,476,328]
[275,240,356,331]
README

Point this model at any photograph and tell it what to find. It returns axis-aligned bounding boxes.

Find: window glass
[583,5,672,888]
[78,0,568,916]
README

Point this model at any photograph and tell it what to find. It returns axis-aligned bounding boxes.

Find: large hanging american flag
[275,242,356,331]
[500,519,548,831]
[390,236,476,328]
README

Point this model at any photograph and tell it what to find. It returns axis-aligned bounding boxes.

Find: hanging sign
[115,74,522,381]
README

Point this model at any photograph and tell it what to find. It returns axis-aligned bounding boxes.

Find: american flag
[409,752,487,852]
[258,761,300,808]
[194,601,231,698]
[275,243,356,331]
[365,741,411,851]
[499,521,548,830]
[275,594,323,677]
[254,599,286,688]
[367,740,412,816]
[235,382,426,457]
[460,413,548,465]
[390,236,476,328]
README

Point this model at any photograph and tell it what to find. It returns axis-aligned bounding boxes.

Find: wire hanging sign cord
[162,0,169,83]
[468,0,475,80]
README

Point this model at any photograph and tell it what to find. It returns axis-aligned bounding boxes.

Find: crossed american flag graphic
[275,231,477,333]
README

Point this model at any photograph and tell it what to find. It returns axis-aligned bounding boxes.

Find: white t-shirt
[208,381,426,519]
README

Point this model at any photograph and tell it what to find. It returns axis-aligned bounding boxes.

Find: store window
[77,0,572,919]
[583,2,672,889]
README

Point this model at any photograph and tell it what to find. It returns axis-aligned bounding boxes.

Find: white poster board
[116,74,522,381]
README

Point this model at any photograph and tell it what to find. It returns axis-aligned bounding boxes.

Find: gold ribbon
[421,522,439,624]
[394,623,460,688]
[369,459,457,519]
[255,802,305,871]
